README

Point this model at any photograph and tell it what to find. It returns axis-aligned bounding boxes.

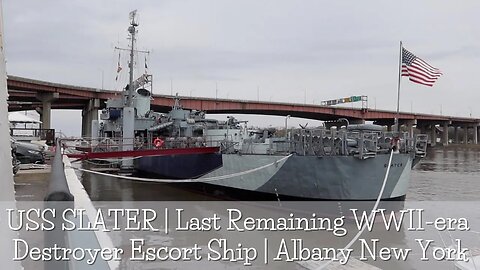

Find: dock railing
[44,140,74,270]
[44,140,111,270]
[45,141,74,202]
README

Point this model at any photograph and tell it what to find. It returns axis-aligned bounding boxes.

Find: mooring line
[308,149,395,270]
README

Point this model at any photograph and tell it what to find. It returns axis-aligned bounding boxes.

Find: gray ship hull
[135,153,413,200]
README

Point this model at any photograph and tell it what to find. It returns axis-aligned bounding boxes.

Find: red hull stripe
[66,147,220,160]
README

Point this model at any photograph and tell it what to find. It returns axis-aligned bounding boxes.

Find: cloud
[3,0,480,135]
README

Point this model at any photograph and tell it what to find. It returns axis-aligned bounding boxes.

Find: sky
[3,1,480,136]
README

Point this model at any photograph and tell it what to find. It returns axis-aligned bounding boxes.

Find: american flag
[401,47,442,87]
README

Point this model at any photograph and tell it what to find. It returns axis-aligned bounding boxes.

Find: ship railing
[382,131,414,153]
[271,140,291,154]
[414,134,428,157]
[204,134,236,143]
[285,129,423,158]
[360,132,378,159]
[402,132,416,153]
[285,129,326,156]
[161,136,208,149]
[219,141,241,153]
[60,136,243,155]
[58,136,200,152]
[204,134,243,152]
[340,131,378,159]
[58,137,136,153]
[59,130,424,158]
[239,138,290,155]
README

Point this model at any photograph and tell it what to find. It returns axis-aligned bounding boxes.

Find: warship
[90,11,428,201]
[131,96,427,201]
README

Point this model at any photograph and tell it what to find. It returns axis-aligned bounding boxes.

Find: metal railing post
[45,140,74,201]
[44,140,74,270]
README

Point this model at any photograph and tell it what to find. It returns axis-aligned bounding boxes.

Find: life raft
[153,137,164,148]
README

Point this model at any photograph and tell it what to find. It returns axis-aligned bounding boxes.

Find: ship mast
[126,10,137,107]
[121,10,138,170]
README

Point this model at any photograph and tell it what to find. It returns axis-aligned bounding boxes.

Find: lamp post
[99,69,104,91]
[285,115,291,139]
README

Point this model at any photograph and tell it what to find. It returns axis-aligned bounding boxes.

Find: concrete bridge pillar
[473,124,478,144]
[441,122,449,146]
[81,112,87,137]
[463,125,469,144]
[401,119,416,138]
[81,99,100,137]
[454,126,459,143]
[430,125,437,147]
[41,100,51,129]
[36,92,59,129]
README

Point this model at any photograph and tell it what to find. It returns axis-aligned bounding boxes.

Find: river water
[408,145,480,200]
[77,146,480,270]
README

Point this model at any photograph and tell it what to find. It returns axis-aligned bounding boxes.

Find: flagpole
[395,41,403,132]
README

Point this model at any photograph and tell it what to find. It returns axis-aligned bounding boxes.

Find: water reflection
[409,146,480,201]
[81,172,216,201]
[415,146,479,173]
